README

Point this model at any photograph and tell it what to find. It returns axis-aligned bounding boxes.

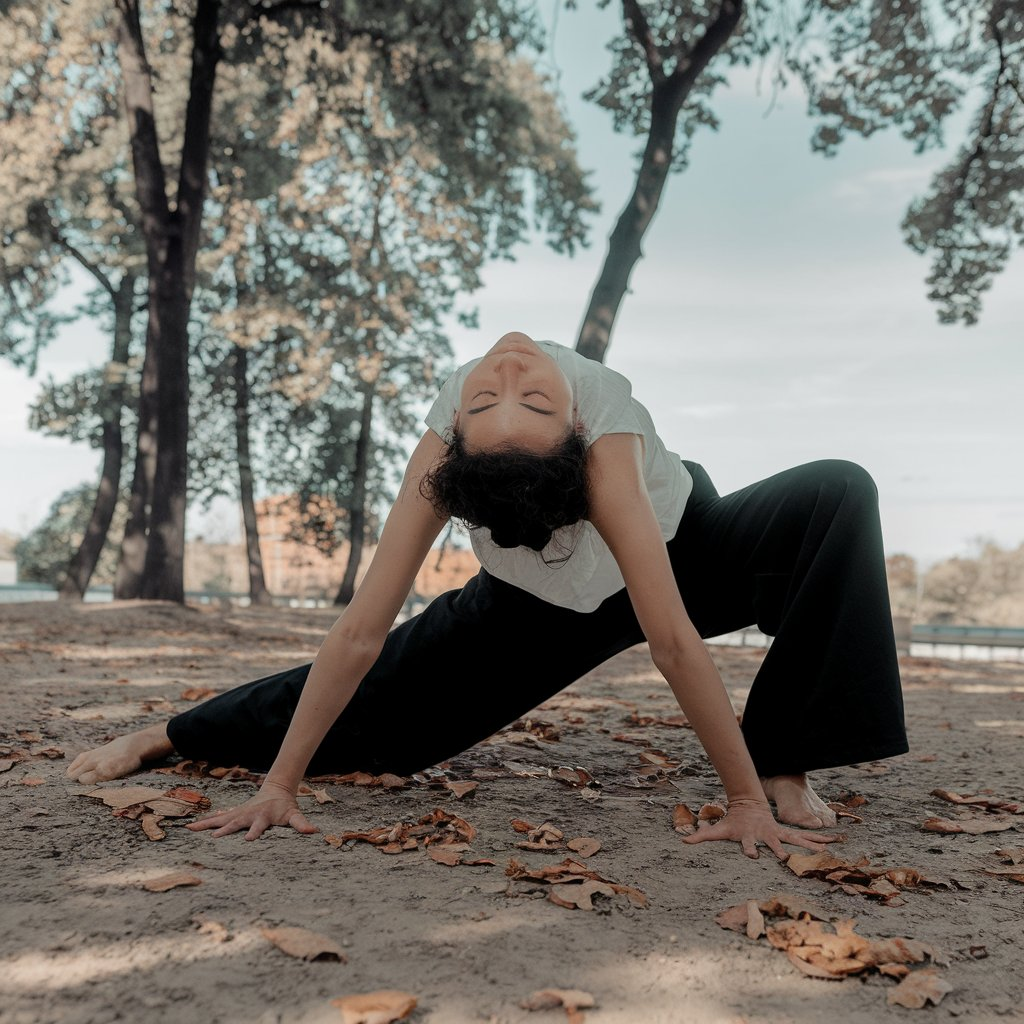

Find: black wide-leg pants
[166,459,909,777]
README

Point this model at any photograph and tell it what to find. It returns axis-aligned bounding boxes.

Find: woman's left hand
[680,798,844,860]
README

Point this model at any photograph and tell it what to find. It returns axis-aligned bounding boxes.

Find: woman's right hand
[186,781,319,841]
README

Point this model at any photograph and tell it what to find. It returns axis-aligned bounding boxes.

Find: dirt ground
[1,600,1022,1024]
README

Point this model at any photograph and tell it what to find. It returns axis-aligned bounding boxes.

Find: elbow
[649,632,704,677]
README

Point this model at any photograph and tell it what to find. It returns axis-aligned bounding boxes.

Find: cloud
[833,165,938,204]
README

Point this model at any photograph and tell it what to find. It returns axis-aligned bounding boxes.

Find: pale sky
[1,5,1021,568]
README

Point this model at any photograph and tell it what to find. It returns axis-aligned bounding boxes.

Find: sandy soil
[1,600,1022,1024]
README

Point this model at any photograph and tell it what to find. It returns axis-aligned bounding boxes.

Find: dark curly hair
[420,428,590,558]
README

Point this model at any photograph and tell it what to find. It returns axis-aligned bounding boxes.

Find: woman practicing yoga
[66,332,909,859]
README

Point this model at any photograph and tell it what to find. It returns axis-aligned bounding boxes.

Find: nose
[494,353,528,374]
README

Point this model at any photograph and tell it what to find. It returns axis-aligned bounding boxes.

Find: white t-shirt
[424,340,692,612]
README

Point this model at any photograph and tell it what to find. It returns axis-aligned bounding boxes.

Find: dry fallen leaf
[673,803,697,834]
[192,915,230,942]
[506,857,647,910]
[931,789,1022,814]
[444,781,478,799]
[511,818,536,833]
[698,803,726,822]
[548,879,618,911]
[261,925,347,962]
[84,786,167,809]
[887,968,954,1008]
[180,687,217,701]
[141,872,202,893]
[566,837,601,858]
[140,813,166,841]
[522,987,597,1023]
[19,777,46,786]
[331,990,416,1024]
[995,847,1024,864]
[921,816,1016,835]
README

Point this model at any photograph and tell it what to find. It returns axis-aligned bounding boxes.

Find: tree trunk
[114,291,158,599]
[111,0,222,602]
[61,276,136,599]
[575,0,744,363]
[334,385,374,606]
[233,343,272,605]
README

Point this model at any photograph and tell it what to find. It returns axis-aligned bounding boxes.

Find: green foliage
[578,0,1023,324]
[13,482,124,585]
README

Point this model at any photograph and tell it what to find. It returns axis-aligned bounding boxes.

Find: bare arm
[190,430,449,839]
[588,435,840,858]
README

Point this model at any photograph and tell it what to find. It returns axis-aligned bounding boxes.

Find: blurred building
[183,495,479,603]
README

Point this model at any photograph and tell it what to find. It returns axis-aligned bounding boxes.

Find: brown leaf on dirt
[851,762,890,774]
[826,802,864,823]
[19,777,45,786]
[516,822,564,851]
[261,925,347,962]
[83,786,167,809]
[506,857,646,911]
[331,990,416,1024]
[444,781,478,799]
[522,988,596,1012]
[328,808,477,855]
[29,746,64,760]
[672,803,697,834]
[921,816,1016,835]
[627,710,690,729]
[378,774,408,789]
[995,847,1024,864]
[153,759,211,778]
[141,871,202,892]
[745,899,766,940]
[164,786,211,806]
[759,893,833,921]
[566,837,602,858]
[548,766,597,788]
[697,803,726,822]
[427,846,466,866]
[180,687,217,701]
[145,798,202,817]
[192,915,230,942]
[785,851,950,903]
[887,967,954,1008]
[638,749,679,769]
[548,879,617,911]
[207,765,263,782]
[982,866,1024,882]
[511,818,536,833]
[931,789,1022,814]
[509,717,562,742]
[0,760,14,773]
[140,813,166,841]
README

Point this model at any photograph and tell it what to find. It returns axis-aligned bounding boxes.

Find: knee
[807,459,879,506]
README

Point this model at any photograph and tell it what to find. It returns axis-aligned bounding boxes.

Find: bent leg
[670,459,909,776]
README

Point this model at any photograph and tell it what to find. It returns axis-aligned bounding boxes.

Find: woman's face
[456,332,575,452]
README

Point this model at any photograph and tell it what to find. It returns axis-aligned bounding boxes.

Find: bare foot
[760,773,838,829]
[65,724,174,785]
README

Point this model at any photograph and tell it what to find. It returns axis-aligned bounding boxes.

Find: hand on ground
[681,798,844,860]
[186,783,318,841]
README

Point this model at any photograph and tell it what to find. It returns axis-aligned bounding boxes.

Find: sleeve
[562,348,645,445]
[423,360,475,443]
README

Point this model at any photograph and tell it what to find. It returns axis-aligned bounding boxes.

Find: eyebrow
[467,403,556,416]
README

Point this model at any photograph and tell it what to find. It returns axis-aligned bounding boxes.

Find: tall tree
[1,3,147,598]
[4,0,596,603]
[575,0,1024,363]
